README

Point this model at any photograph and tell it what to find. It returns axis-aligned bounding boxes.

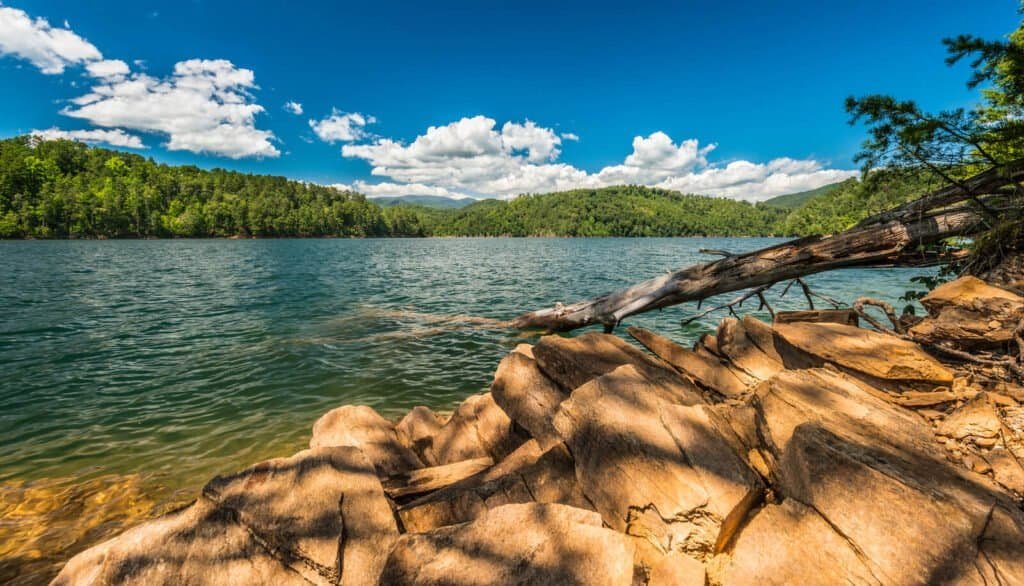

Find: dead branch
[853,297,903,334]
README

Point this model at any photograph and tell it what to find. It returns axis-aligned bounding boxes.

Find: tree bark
[512,208,982,332]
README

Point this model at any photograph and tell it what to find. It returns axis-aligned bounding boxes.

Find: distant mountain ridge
[370,195,477,209]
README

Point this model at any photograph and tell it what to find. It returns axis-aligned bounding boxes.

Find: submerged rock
[380,503,635,586]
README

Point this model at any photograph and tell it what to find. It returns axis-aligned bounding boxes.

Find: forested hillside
[0,135,925,239]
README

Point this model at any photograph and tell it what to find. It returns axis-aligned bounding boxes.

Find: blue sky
[0,1,1017,200]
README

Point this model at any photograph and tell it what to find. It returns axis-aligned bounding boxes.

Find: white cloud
[32,127,145,148]
[64,59,279,159]
[0,5,101,74]
[310,109,373,142]
[560,132,580,142]
[283,100,303,115]
[341,116,856,201]
[85,58,129,80]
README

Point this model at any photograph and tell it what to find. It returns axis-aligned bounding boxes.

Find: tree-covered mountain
[0,135,924,239]
[370,195,476,209]
[761,181,845,209]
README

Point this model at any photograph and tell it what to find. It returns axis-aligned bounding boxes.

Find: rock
[56,447,399,586]
[553,364,762,559]
[715,499,878,586]
[310,404,422,476]
[512,342,535,358]
[425,392,524,466]
[938,393,1003,440]
[383,457,494,500]
[740,315,783,363]
[910,276,1024,348]
[919,275,1023,315]
[773,321,955,385]
[532,331,669,391]
[380,503,635,585]
[53,499,306,586]
[490,350,568,449]
[628,326,751,397]
[203,447,398,585]
[776,422,1024,584]
[397,442,590,533]
[716,318,784,381]
[891,389,958,407]
[647,551,706,586]
[395,406,446,466]
[773,308,859,326]
[985,448,1024,494]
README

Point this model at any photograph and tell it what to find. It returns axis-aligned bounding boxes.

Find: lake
[0,237,934,582]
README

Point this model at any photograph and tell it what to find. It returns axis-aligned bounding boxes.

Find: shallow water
[0,237,934,582]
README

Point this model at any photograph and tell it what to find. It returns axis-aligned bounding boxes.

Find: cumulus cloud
[310,109,373,142]
[283,100,303,115]
[341,116,856,201]
[31,127,146,148]
[63,59,279,159]
[0,6,102,74]
[84,58,129,80]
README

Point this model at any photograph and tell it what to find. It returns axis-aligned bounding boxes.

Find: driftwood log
[512,158,1024,333]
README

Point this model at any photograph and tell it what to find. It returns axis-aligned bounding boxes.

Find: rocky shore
[53,276,1024,585]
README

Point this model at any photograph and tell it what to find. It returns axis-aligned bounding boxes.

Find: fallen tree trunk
[512,207,982,332]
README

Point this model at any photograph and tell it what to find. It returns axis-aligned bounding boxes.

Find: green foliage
[776,171,939,236]
[0,136,391,238]
[421,186,787,237]
[761,181,844,210]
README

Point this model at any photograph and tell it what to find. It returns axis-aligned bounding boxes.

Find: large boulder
[490,350,568,449]
[752,368,1024,584]
[628,326,751,398]
[54,447,398,586]
[909,276,1024,348]
[52,499,306,586]
[552,364,762,560]
[203,447,398,585]
[425,392,524,465]
[310,404,422,476]
[773,321,955,385]
[380,503,635,585]
[532,332,670,391]
[397,441,590,533]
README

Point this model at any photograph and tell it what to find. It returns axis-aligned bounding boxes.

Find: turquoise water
[0,237,935,487]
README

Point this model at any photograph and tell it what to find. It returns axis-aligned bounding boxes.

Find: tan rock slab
[395,406,446,466]
[773,321,955,384]
[310,404,422,476]
[53,499,306,586]
[203,446,399,585]
[532,331,669,391]
[490,350,567,449]
[627,326,751,397]
[716,499,879,586]
[425,392,524,465]
[397,442,589,533]
[553,364,762,559]
[773,308,859,326]
[716,317,784,381]
[938,393,1003,439]
[919,275,1023,314]
[647,551,706,586]
[380,503,635,586]
[740,315,783,363]
[383,457,494,500]
[911,276,1024,348]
